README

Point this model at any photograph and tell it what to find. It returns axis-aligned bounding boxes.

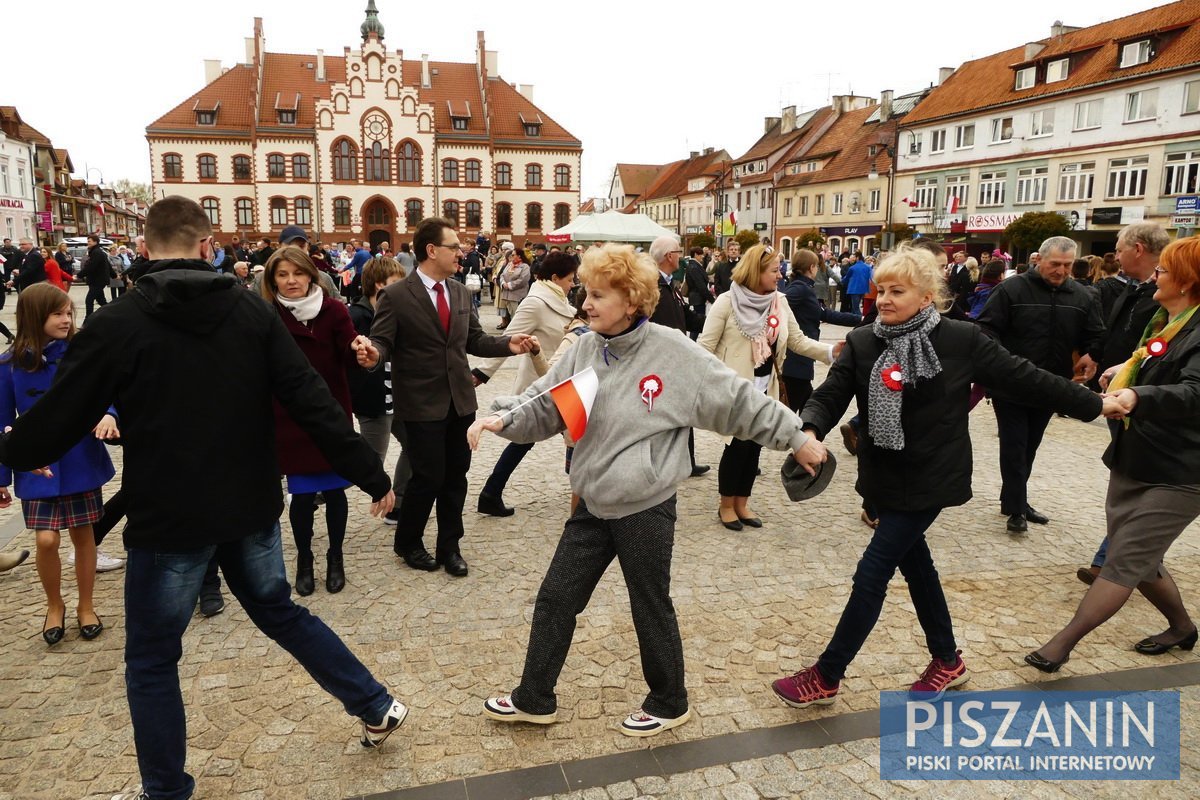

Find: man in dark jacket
[0,197,408,800]
[976,236,1105,533]
[81,235,112,317]
[682,247,711,339]
[15,236,47,291]
[946,251,975,313]
[714,240,740,296]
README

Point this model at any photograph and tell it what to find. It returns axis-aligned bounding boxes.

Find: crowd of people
[0,199,1197,799]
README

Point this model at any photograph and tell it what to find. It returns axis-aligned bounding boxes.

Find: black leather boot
[326,551,345,594]
[295,550,315,596]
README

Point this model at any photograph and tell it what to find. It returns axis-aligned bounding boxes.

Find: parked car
[62,236,113,274]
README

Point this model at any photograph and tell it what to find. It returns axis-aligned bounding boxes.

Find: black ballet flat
[737,516,763,528]
[78,613,104,641]
[42,610,66,646]
[1024,650,1068,673]
[1134,629,1198,655]
[718,513,743,532]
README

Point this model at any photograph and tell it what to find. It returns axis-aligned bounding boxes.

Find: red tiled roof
[147,64,257,133]
[736,107,833,164]
[614,163,665,197]
[258,52,345,129]
[906,0,1200,123]
[0,106,52,146]
[485,77,577,143]
[580,198,595,213]
[638,150,729,202]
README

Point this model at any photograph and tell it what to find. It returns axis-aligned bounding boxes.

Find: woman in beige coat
[699,244,841,530]
[473,252,577,515]
[496,249,532,329]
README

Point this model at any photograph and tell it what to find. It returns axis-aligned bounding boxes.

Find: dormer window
[193,98,219,125]
[196,110,216,125]
[452,118,468,131]
[1014,66,1035,90]
[274,92,300,126]
[520,112,543,137]
[447,100,471,132]
[1046,58,1069,83]
[1120,39,1152,68]
[867,144,878,157]
[278,109,297,125]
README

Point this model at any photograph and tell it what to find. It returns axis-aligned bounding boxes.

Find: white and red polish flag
[548,367,599,441]
[945,195,960,214]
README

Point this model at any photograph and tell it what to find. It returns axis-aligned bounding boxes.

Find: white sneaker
[109,787,148,800]
[620,707,691,738]
[360,697,408,748]
[483,695,557,724]
[95,549,126,572]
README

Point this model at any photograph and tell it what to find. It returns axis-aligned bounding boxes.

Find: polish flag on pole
[497,366,600,441]
[945,195,960,214]
[96,201,105,217]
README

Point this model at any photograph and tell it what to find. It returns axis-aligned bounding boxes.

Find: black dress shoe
[1024,650,1068,673]
[42,609,66,646]
[78,613,104,641]
[438,552,469,577]
[1006,514,1028,534]
[1134,629,1199,655]
[295,550,315,596]
[326,552,346,594]
[199,591,225,617]
[718,512,743,532]
[738,515,763,528]
[689,464,711,477]
[1025,507,1050,525]
[477,491,515,517]
[402,548,439,571]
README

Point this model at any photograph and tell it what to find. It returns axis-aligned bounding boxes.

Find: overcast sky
[6,0,1154,200]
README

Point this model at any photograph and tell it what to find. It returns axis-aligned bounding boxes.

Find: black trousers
[394,406,474,557]
[781,375,813,415]
[85,285,108,317]
[718,437,762,497]
[992,398,1054,515]
[510,496,687,718]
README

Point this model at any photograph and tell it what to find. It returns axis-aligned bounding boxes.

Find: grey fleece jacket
[491,320,808,519]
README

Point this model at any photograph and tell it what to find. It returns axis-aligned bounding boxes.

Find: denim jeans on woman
[124,523,392,800]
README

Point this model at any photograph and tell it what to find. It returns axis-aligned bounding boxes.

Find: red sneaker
[910,651,970,697]
[771,665,839,709]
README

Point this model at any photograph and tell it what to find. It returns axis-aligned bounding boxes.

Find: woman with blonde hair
[699,244,838,531]
[772,243,1114,708]
[474,243,825,737]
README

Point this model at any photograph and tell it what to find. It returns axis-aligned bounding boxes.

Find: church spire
[361,0,385,42]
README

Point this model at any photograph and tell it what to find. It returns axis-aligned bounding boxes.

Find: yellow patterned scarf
[1109,304,1199,393]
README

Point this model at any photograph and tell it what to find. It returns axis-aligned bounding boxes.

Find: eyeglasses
[434,243,462,251]
[1153,266,1169,276]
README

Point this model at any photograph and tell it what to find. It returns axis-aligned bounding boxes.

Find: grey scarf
[867,304,942,450]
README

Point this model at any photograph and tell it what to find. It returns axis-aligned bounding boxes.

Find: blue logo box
[879,690,1180,780]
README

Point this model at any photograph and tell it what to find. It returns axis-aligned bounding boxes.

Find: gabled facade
[608,163,664,213]
[0,107,43,242]
[146,6,581,246]
[632,148,728,237]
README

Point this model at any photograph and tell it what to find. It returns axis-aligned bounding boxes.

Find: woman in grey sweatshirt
[470,244,826,738]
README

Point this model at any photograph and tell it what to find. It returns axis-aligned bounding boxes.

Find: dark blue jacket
[783,275,860,380]
[0,339,115,499]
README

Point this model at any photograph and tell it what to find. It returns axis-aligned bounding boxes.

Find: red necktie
[433,282,451,334]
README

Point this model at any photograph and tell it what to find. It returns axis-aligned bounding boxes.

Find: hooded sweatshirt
[0,259,389,549]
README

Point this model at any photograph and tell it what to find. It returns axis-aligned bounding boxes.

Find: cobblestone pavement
[0,290,1196,798]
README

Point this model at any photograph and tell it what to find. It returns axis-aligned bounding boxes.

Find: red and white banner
[549,366,599,441]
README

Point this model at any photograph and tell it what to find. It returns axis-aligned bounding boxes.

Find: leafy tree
[734,229,760,251]
[689,231,715,249]
[112,179,152,204]
[1004,211,1070,254]
[796,228,826,250]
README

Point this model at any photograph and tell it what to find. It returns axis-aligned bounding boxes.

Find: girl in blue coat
[0,284,119,645]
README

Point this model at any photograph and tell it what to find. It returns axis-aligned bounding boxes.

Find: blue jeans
[124,524,391,800]
[817,507,955,683]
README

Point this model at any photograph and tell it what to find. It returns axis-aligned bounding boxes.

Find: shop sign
[0,198,26,210]
[1056,209,1087,231]
[1175,196,1198,214]
[906,211,933,225]
[820,225,882,236]
[753,222,768,231]
[1171,215,1196,229]
[37,211,53,232]
[1092,207,1122,225]
[965,212,1020,232]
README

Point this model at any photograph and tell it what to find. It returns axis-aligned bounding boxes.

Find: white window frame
[1120,40,1151,68]
[1163,150,1200,196]
[1046,58,1069,83]
[270,199,289,226]
[294,197,312,226]
[990,117,1015,144]
[1030,109,1055,138]
[832,193,844,214]
[784,197,792,217]
[1106,155,1149,200]
[1014,66,1035,90]
[0,161,8,195]
[978,172,1006,207]
[1185,80,1200,115]
[16,163,26,197]
[799,196,808,216]
[1058,162,1095,203]
[1074,99,1103,131]
[945,175,970,211]
[1015,166,1049,205]
[913,178,938,210]
[930,129,946,153]
[868,189,881,213]
[954,124,975,149]
[907,132,922,155]
[1125,88,1158,123]
[201,198,220,226]
[815,195,824,215]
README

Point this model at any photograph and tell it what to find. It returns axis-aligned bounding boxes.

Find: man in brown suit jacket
[357,218,537,576]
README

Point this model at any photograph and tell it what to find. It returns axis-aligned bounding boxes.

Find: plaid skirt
[22,488,104,531]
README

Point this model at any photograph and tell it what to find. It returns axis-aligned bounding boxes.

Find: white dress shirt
[416,266,450,312]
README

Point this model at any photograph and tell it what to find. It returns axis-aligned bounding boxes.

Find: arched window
[367,203,391,226]
[495,163,512,187]
[464,159,481,183]
[397,141,421,183]
[198,155,217,180]
[554,203,570,229]
[554,165,570,188]
[405,199,422,228]
[442,159,459,183]
[333,198,351,227]
[163,153,182,179]
[236,198,254,227]
[292,154,310,180]
[332,140,357,181]
[443,200,459,225]
[465,201,482,229]
[268,153,286,179]
[294,197,312,226]
[495,202,512,230]
[364,142,389,182]
[526,164,542,188]
[270,198,288,226]
[201,197,220,226]
[526,203,542,230]
[233,155,251,181]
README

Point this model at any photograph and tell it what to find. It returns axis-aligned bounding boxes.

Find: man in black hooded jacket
[0,197,408,800]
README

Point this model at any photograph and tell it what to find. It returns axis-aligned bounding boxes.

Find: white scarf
[277,285,324,322]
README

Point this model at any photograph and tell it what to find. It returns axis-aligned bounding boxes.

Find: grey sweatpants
[509,495,688,719]
[355,413,412,498]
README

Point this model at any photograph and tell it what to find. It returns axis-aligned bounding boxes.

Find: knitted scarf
[1109,304,1199,404]
[728,282,781,368]
[868,304,942,451]
[276,285,324,323]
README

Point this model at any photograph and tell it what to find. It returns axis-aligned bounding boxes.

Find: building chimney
[485,50,498,77]
[204,59,222,84]
[421,54,431,88]
[1024,42,1046,61]
[244,37,255,64]
[1051,20,1081,38]
[937,67,955,86]
[831,95,845,114]
[781,105,797,135]
[518,84,534,101]
[764,115,781,133]
[703,146,714,155]
[316,49,325,81]
[879,90,894,122]
[690,151,699,159]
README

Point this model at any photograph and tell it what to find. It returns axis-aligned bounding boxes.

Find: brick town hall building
[146,2,582,248]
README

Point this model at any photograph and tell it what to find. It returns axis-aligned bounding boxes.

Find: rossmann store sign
[966,212,1022,232]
